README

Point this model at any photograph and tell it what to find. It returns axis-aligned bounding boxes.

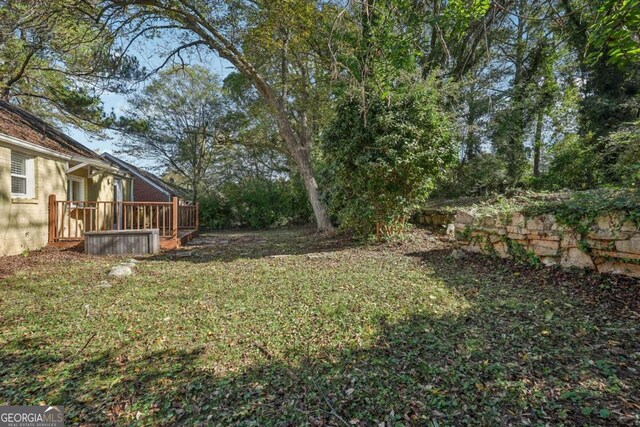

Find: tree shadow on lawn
[2,256,638,426]
[406,248,640,323]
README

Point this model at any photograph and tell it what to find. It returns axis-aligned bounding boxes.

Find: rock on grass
[108,265,132,277]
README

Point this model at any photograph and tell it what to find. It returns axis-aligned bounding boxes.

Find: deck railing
[178,203,198,229]
[48,195,198,244]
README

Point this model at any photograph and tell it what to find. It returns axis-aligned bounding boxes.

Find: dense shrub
[198,177,312,229]
[198,192,233,230]
[432,153,510,198]
[543,124,640,190]
[432,121,639,200]
[542,134,604,190]
[601,122,640,188]
[322,74,456,238]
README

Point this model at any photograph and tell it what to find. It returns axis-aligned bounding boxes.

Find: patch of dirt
[0,245,88,280]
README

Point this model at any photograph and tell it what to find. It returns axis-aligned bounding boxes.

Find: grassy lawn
[1,228,639,426]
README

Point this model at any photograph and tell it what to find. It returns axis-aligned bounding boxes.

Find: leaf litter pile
[0,227,638,425]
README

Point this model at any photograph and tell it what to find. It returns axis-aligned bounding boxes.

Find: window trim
[11,151,35,199]
[67,175,86,207]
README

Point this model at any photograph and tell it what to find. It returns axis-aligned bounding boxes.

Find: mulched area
[458,251,640,314]
[0,245,88,280]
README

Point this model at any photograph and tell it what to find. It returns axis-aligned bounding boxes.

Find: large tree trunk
[506,0,527,184]
[101,1,335,231]
[270,101,334,232]
[191,175,199,203]
[237,56,335,231]
[293,145,334,232]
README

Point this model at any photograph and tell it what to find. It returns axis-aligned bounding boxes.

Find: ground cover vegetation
[426,188,640,231]
[1,229,639,425]
[2,0,637,237]
[2,3,640,425]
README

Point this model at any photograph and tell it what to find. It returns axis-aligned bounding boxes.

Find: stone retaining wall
[453,210,640,278]
[412,209,455,227]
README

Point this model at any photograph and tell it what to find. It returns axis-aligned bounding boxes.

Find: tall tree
[323,1,456,237]
[491,0,559,183]
[417,0,499,79]
[0,0,139,128]
[586,0,640,68]
[117,66,227,202]
[560,0,640,139]
[553,0,640,186]
[91,0,335,231]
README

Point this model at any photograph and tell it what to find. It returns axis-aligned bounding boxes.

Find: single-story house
[0,100,134,256]
[102,153,190,202]
[0,101,199,255]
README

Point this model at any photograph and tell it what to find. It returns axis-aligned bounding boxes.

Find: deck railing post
[48,194,56,243]
[195,202,199,231]
[172,196,179,243]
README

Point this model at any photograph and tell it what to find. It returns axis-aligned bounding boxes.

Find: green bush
[433,121,639,199]
[602,121,640,188]
[198,177,313,230]
[322,74,456,238]
[198,193,233,230]
[544,123,640,190]
[543,134,604,190]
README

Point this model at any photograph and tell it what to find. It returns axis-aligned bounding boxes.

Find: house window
[67,176,85,205]
[11,152,35,198]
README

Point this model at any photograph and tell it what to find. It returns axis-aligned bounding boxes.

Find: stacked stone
[453,210,640,278]
[412,209,455,227]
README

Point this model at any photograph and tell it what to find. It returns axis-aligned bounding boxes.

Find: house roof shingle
[0,100,102,160]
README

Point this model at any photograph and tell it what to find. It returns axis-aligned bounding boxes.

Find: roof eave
[0,131,73,161]
[0,132,124,174]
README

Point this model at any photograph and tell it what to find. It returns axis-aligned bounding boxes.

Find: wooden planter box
[85,229,160,255]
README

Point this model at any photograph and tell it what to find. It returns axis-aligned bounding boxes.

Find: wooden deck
[48,195,199,251]
[161,228,199,250]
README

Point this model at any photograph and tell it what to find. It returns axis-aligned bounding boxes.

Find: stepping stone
[175,251,193,258]
[109,265,133,277]
[446,224,456,237]
[96,280,112,288]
